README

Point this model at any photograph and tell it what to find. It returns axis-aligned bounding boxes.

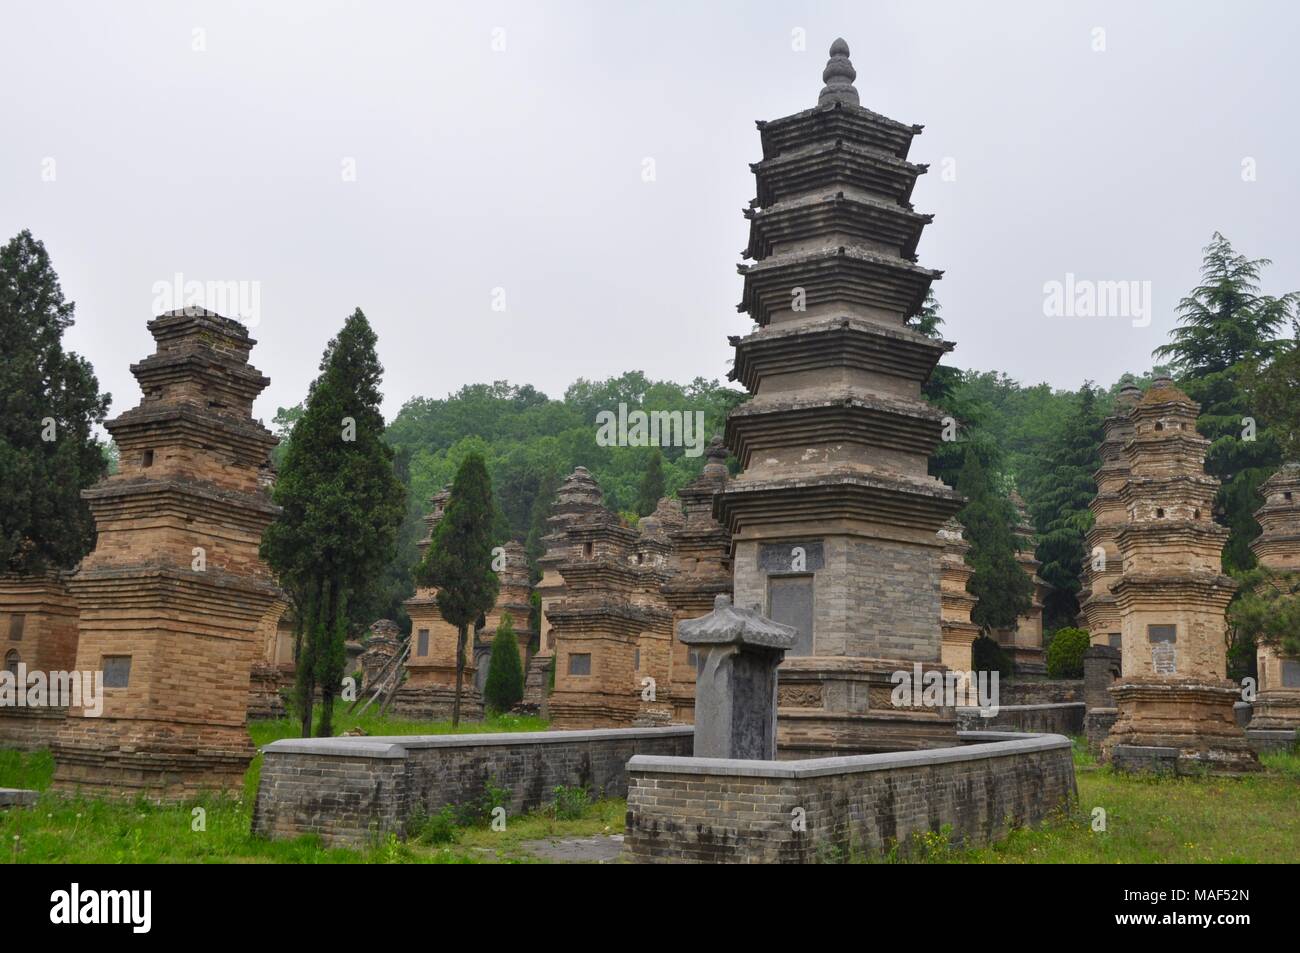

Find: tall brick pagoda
[52,308,281,799]
[718,39,963,754]
[937,519,978,687]
[483,539,535,670]
[662,437,733,721]
[1102,377,1256,773]
[395,486,483,720]
[1245,462,1300,749]
[1080,383,1141,646]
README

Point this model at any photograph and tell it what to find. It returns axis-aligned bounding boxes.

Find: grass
[4,721,1298,864]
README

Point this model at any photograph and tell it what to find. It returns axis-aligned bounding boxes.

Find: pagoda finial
[818,37,859,107]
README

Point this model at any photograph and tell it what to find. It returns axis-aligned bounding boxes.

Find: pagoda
[394,486,482,719]
[1245,462,1300,749]
[662,437,733,721]
[52,308,281,799]
[937,519,979,688]
[993,490,1048,674]
[1080,383,1142,646]
[717,39,963,755]
[1102,377,1257,773]
[483,539,535,673]
[629,497,681,725]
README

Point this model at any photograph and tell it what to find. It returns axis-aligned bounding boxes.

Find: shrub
[1046,627,1090,679]
[412,805,458,845]
[483,612,524,714]
[551,785,590,820]
[971,633,1012,679]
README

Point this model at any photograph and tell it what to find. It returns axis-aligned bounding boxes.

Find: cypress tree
[483,612,524,713]
[416,452,500,726]
[261,308,406,736]
[0,230,110,572]
[1030,383,1104,630]
[957,453,1033,631]
[636,450,666,517]
[1153,233,1299,571]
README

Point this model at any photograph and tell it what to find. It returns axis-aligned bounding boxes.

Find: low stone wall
[252,726,692,847]
[1000,680,1084,706]
[624,731,1076,863]
[1086,708,1118,754]
[955,702,1085,735]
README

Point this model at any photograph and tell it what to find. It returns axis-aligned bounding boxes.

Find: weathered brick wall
[0,707,66,752]
[252,726,692,847]
[956,703,1085,735]
[624,732,1076,863]
[1000,680,1084,706]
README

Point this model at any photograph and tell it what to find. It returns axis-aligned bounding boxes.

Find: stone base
[1246,690,1300,731]
[632,704,673,728]
[523,654,550,708]
[51,719,255,800]
[389,684,483,722]
[774,656,961,757]
[1006,646,1046,677]
[1102,678,1259,775]
[1245,728,1299,754]
[247,663,290,721]
[0,706,67,752]
[549,696,637,730]
[1085,708,1118,754]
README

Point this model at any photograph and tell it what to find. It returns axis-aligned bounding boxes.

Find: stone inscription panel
[1282,659,1300,689]
[759,540,824,574]
[1151,641,1176,675]
[768,575,814,656]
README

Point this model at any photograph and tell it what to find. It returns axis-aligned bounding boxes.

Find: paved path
[517,834,625,863]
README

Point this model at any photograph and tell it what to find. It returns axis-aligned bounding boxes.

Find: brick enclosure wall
[624,732,1076,863]
[956,703,1085,735]
[999,680,1084,705]
[252,726,692,847]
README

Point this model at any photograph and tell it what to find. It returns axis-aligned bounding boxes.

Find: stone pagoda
[1102,377,1256,773]
[662,436,733,721]
[547,478,671,728]
[993,490,1047,674]
[629,498,681,725]
[1080,383,1142,647]
[483,539,535,673]
[0,570,80,750]
[717,39,964,755]
[528,467,605,707]
[1245,462,1300,750]
[395,486,482,719]
[52,308,281,799]
[937,519,979,687]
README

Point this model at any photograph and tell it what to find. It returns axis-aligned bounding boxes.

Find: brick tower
[1102,377,1257,773]
[52,308,280,799]
[717,39,963,755]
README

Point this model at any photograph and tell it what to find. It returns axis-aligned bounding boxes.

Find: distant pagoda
[1245,462,1300,749]
[718,39,964,755]
[1080,383,1142,646]
[52,308,281,799]
[395,486,483,720]
[993,490,1048,674]
[937,519,978,686]
[483,539,535,672]
[1102,377,1256,773]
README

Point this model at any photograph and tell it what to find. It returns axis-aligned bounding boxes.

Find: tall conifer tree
[957,453,1033,631]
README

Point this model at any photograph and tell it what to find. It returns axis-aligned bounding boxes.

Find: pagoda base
[1246,690,1300,753]
[775,656,960,757]
[0,706,67,752]
[1102,678,1259,774]
[389,683,483,722]
[1085,708,1118,754]
[52,719,254,801]
[522,654,551,708]
[247,662,291,721]
[548,695,638,730]
[1006,646,1046,677]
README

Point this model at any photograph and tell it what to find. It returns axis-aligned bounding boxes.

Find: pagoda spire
[818,37,860,106]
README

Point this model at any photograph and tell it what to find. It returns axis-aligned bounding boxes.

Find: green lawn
[3,727,1298,864]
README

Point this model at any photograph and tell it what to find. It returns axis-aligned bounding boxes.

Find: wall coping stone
[955,702,1085,713]
[627,731,1071,779]
[262,725,692,758]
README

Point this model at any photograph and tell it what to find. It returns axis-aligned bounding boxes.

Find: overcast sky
[4,0,1297,426]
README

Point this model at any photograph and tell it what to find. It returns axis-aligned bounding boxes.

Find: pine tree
[1245,318,1300,460]
[0,230,110,572]
[261,308,406,736]
[483,612,524,713]
[636,450,666,517]
[1153,233,1298,571]
[1029,383,1104,630]
[416,452,500,726]
[957,453,1033,631]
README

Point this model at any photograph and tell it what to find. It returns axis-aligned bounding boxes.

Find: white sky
[3,0,1297,425]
